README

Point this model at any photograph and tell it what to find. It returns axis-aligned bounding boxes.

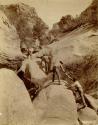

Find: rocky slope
[0,3,50,48]
[51,0,98,38]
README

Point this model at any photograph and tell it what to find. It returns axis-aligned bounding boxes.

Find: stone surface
[78,107,98,125]
[0,68,35,125]
[85,94,98,112]
[0,10,23,69]
[32,83,79,125]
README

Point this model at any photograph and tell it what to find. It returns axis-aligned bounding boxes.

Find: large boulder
[0,68,35,125]
[78,94,98,125]
[32,83,79,125]
[78,107,98,125]
[85,94,98,112]
[0,10,23,69]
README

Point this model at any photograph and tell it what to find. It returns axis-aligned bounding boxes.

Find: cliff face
[0,10,23,69]
[80,0,98,25]
[0,3,49,47]
[51,0,98,37]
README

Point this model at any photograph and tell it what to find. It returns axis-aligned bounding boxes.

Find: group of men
[17,44,87,110]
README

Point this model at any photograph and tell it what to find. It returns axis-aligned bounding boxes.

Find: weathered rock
[32,83,79,125]
[0,10,23,69]
[85,94,98,112]
[78,107,98,125]
[0,68,35,125]
[19,56,47,87]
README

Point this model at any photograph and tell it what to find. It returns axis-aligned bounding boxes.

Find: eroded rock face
[0,68,35,125]
[0,10,23,69]
[32,84,79,125]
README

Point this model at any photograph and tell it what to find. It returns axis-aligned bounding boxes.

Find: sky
[0,0,92,28]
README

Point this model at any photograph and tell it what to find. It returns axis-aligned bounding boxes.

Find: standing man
[52,65,60,84]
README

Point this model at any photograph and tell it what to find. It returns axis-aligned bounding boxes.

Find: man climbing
[59,61,87,110]
[72,78,87,109]
[68,78,87,111]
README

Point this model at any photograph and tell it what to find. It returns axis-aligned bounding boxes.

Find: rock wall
[0,10,23,69]
[0,68,35,125]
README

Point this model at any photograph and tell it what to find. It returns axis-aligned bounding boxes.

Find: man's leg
[55,67,60,84]
[79,91,87,109]
[44,61,47,73]
[52,71,55,82]
[48,57,51,73]
[81,92,87,107]
[52,66,56,82]
[46,62,49,74]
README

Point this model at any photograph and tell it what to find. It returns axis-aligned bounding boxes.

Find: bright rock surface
[0,68,35,125]
[78,107,98,125]
[32,84,79,125]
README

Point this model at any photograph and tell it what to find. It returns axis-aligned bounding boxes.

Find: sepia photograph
[0,0,98,125]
